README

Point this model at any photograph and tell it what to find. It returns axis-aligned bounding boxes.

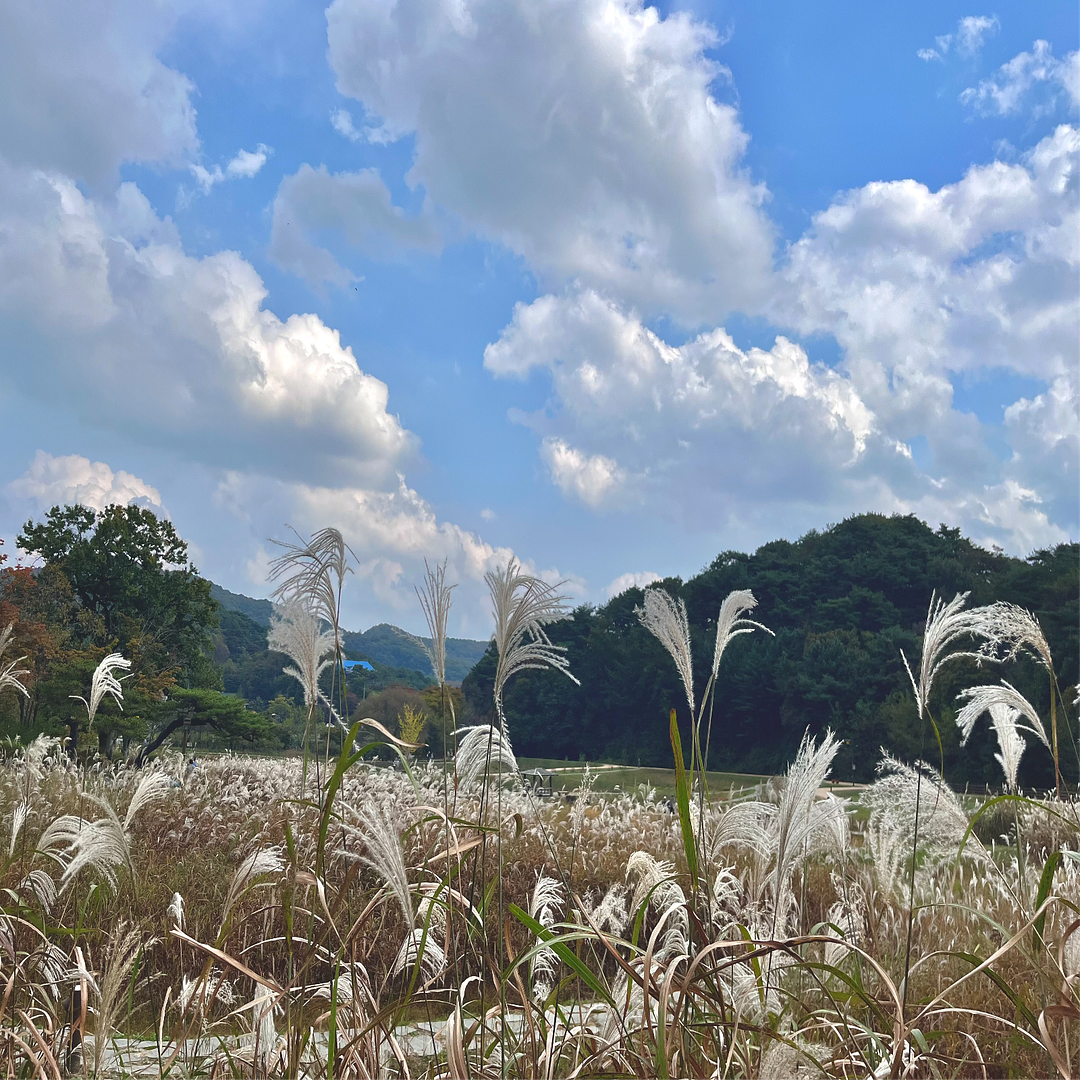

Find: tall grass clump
[0,544,1078,1077]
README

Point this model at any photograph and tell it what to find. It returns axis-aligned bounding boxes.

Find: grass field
[515,756,769,796]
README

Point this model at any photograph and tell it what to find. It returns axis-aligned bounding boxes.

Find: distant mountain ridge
[209,583,489,682]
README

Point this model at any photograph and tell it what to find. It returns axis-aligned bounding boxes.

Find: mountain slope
[210,584,488,682]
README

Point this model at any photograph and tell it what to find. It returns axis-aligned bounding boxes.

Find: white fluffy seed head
[712,590,773,677]
[487,559,578,738]
[268,600,336,708]
[956,681,1050,750]
[637,588,695,716]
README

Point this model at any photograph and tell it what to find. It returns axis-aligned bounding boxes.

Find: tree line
[1,506,1075,786]
[462,513,1078,787]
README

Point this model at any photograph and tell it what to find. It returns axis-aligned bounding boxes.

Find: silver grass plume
[167,891,185,930]
[989,703,1025,791]
[222,849,285,925]
[124,769,172,830]
[393,895,447,979]
[268,600,336,708]
[487,558,578,738]
[20,869,56,913]
[582,883,629,936]
[625,851,688,961]
[454,724,518,786]
[767,730,841,932]
[416,559,454,685]
[901,591,991,719]
[268,526,352,633]
[95,926,146,1076]
[343,804,413,926]
[40,811,128,890]
[9,800,29,857]
[0,623,29,700]
[825,873,866,969]
[20,734,62,777]
[71,652,131,729]
[863,753,971,865]
[42,770,169,891]
[393,929,447,981]
[637,588,695,715]
[712,590,773,678]
[979,601,1054,670]
[955,681,1050,750]
[529,875,564,1001]
[250,989,279,1071]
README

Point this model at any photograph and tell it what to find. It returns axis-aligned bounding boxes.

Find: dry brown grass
[0,742,1078,1078]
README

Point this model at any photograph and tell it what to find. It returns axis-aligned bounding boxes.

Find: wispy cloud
[918,15,999,61]
[190,144,272,192]
[961,41,1079,115]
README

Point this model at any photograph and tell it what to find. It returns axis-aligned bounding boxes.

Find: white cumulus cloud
[326,0,774,320]
[9,451,164,513]
[775,125,1079,544]
[0,169,417,486]
[190,143,272,192]
[485,289,877,519]
[540,438,627,508]
[961,40,1079,116]
[605,570,660,599]
[0,1,199,185]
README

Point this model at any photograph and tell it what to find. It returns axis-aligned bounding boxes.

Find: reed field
[0,529,1077,1078]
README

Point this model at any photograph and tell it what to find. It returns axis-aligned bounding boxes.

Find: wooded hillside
[463,513,1078,787]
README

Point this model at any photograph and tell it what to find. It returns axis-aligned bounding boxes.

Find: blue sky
[0,0,1076,636]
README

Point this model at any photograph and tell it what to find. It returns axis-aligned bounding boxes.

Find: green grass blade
[669,709,698,883]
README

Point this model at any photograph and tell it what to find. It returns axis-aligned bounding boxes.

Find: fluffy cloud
[0,2,199,185]
[270,164,441,286]
[8,451,164,513]
[540,438,626,508]
[776,126,1078,544]
[214,470,537,635]
[486,289,877,516]
[0,169,416,485]
[191,144,272,192]
[781,125,1079,392]
[484,283,1075,552]
[961,41,1079,116]
[605,570,660,599]
[326,0,773,319]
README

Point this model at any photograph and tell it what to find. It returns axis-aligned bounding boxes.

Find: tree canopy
[463,514,1078,788]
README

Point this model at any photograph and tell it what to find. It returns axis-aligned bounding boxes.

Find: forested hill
[463,514,1078,788]
[210,584,488,681]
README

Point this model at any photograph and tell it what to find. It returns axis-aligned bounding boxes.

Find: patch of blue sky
[670,1,1078,242]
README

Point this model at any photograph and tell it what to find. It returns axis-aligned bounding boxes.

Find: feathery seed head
[0,625,30,701]
[268,526,352,633]
[343,804,413,927]
[864,753,971,865]
[636,588,695,715]
[167,891,185,929]
[989,703,1025,791]
[979,601,1054,671]
[454,725,518,787]
[487,559,578,737]
[956,681,1050,750]
[268,600,337,707]
[71,652,131,728]
[712,589,773,677]
[416,559,454,685]
[901,591,993,719]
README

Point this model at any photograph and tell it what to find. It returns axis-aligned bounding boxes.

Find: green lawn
[515,757,770,797]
